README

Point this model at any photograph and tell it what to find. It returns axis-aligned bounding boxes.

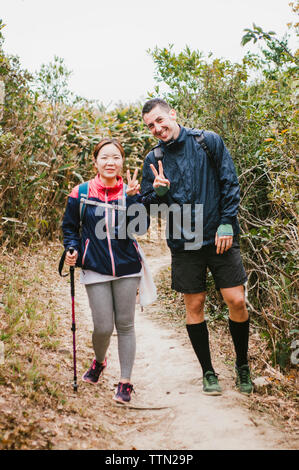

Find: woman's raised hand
[126,168,140,196]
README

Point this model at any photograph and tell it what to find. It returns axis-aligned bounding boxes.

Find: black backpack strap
[153,145,164,160]
[194,132,216,168]
[193,129,219,181]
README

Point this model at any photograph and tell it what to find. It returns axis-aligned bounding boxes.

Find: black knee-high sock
[186,321,214,375]
[229,318,250,367]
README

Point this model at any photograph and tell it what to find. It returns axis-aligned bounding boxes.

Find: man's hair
[142,98,171,116]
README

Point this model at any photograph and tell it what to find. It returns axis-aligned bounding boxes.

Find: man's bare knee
[184,292,206,324]
[221,286,248,322]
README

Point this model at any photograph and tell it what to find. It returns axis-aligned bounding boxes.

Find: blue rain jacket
[141,126,240,252]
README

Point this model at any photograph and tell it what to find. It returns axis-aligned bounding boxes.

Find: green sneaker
[235,364,254,395]
[203,371,222,396]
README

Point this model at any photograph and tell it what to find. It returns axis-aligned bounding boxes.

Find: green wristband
[154,185,169,197]
[217,224,233,237]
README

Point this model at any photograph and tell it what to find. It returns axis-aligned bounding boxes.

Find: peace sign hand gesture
[150,160,170,191]
[126,168,140,196]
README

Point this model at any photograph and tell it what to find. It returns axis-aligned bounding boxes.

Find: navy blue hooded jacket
[141,126,240,252]
[62,175,147,277]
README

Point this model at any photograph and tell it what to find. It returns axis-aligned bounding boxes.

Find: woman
[62,138,148,404]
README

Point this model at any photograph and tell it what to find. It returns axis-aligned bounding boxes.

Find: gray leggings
[85,277,140,380]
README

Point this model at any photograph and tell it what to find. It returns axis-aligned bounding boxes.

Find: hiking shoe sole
[82,373,105,385]
[203,390,222,396]
[237,389,253,395]
[113,395,128,404]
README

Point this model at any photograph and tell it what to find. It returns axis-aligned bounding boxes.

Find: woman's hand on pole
[126,168,140,196]
[65,249,78,266]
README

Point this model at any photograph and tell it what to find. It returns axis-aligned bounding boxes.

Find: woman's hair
[93,138,125,160]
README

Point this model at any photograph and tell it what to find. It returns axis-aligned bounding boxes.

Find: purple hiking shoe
[82,358,107,384]
[113,382,134,404]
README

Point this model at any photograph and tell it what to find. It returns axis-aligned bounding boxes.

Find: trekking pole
[69,247,78,393]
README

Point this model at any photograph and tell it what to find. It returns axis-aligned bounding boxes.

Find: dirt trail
[70,252,296,450]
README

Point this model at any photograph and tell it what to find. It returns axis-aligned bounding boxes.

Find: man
[141,98,253,395]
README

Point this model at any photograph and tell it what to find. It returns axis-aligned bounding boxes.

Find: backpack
[78,181,90,224]
[153,129,219,181]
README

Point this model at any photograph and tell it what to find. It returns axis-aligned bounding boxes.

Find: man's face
[143,105,180,142]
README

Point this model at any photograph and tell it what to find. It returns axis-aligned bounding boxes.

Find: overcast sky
[1,0,297,108]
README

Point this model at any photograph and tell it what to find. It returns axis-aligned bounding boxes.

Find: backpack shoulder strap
[78,181,90,223]
[153,145,164,160]
[194,131,214,164]
[192,129,219,177]
[122,183,127,206]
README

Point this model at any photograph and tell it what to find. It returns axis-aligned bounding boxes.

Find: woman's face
[95,143,123,185]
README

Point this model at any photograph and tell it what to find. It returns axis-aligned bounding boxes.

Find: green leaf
[241,36,252,46]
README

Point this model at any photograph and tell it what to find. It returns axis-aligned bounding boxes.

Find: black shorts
[171,238,247,294]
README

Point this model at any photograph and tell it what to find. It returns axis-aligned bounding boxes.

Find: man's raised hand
[150,160,170,190]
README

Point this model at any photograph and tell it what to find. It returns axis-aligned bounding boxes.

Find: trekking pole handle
[69,247,75,296]
[68,247,75,270]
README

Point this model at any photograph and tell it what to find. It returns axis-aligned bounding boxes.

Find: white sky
[1,0,297,108]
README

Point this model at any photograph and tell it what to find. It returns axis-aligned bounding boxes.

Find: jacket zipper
[133,241,142,262]
[112,204,115,227]
[82,238,90,266]
[105,190,116,276]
